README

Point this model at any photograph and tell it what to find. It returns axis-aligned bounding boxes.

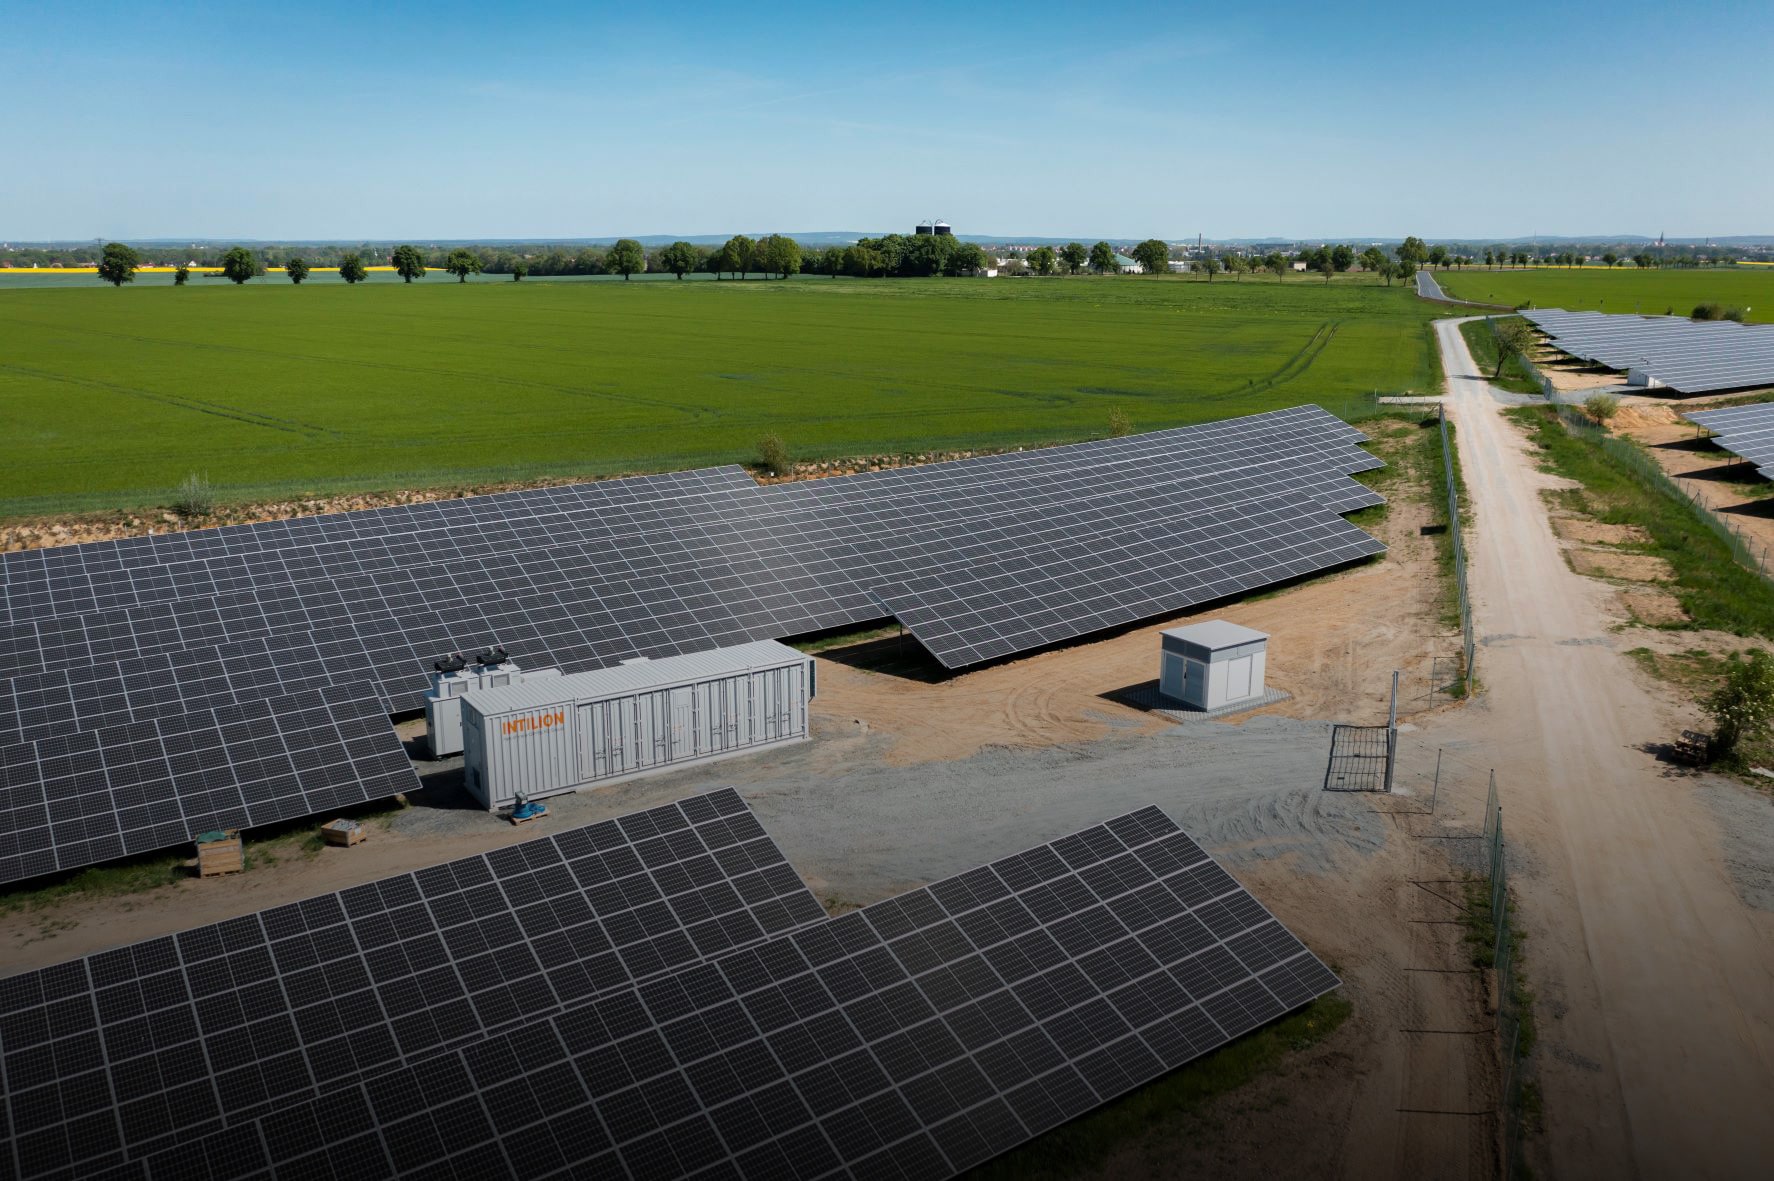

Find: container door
[669,687,695,761]
[1226,656,1253,700]
[1184,658,1207,705]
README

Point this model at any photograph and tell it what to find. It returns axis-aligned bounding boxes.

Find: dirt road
[1435,317,1774,1179]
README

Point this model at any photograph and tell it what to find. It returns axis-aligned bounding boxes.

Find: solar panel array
[0,790,828,1180]
[0,407,1383,884]
[0,802,1339,1181]
[0,685,415,886]
[1524,308,1774,395]
[1686,403,1774,480]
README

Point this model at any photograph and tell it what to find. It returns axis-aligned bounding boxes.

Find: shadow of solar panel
[101,805,1338,1181]
[0,789,826,1179]
[0,684,417,887]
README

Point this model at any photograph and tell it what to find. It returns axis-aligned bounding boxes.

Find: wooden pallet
[197,832,243,877]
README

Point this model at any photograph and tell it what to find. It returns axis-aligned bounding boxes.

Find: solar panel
[1686,403,1774,480]
[40,805,1338,1181]
[0,407,1382,711]
[0,684,416,887]
[1524,309,1774,395]
[0,790,827,1179]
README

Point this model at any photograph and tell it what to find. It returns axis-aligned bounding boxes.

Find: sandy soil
[1618,588,1689,626]
[1549,517,1649,545]
[1565,548,1674,582]
[1616,406,1774,578]
[1437,317,1774,1180]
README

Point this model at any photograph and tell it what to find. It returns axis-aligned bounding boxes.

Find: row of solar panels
[0,790,1339,1181]
[1523,309,1774,394]
[1686,403,1774,480]
[0,408,1384,886]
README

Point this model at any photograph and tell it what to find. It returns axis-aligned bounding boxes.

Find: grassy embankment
[0,274,1458,518]
[1505,405,1774,637]
[1457,317,1543,398]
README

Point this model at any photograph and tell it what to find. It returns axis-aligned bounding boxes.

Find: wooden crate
[320,820,365,847]
[197,832,243,877]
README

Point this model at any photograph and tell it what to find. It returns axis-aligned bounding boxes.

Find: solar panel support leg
[1384,670,1400,795]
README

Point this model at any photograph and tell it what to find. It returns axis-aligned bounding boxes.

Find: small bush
[173,472,214,516]
[1107,407,1132,437]
[1692,303,1726,321]
[756,435,791,477]
[1583,393,1620,424]
[1705,650,1774,767]
[1723,307,1746,323]
[172,265,189,286]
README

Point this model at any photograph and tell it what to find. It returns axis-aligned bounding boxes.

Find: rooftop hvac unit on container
[1158,621,1269,712]
[458,639,815,813]
[423,649,562,758]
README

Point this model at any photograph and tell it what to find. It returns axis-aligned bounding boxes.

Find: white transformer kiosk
[1158,620,1269,711]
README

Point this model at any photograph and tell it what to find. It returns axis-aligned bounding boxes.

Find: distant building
[1291,260,1309,271]
[1114,253,1142,274]
[913,221,954,237]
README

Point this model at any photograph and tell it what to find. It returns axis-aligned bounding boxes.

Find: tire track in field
[0,313,714,420]
[0,362,343,438]
[1202,320,1340,400]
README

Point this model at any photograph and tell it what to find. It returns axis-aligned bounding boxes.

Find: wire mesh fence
[1483,773,1529,1179]
[1322,724,1392,791]
[1548,403,1774,577]
[1439,408,1475,694]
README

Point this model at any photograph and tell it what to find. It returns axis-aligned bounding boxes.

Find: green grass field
[1438,266,1774,321]
[0,274,1450,517]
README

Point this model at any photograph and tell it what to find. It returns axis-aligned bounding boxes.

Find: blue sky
[3,0,1769,241]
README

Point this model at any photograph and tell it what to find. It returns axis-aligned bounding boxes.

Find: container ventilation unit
[1159,620,1269,711]
[423,649,561,757]
[459,640,814,812]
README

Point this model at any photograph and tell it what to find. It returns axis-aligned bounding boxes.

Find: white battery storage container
[458,640,814,811]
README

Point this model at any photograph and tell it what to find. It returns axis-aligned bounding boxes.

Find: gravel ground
[390,712,1387,909]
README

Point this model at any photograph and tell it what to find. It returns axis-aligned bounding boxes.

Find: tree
[605,239,646,280]
[1198,256,1220,282]
[1222,253,1248,281]
[284,257,311,284]
[1398,236,1429,267]
[755,234,801,279]
[1130,239,1169,275]
[716,234,754,279]
[1060,242,1088,275]
[1266,252,1288,281]
[1088,241,1116,275]
[338,253,368,284]
[1329,244,1354,276]
[391,244,426,283]
[1494,318,1537,379]
[1029,245,1058,276]
[658,241,699,279]
[1704,650,1774,766]
[511,260,529,281]
[1427,245,1448,270]
[1359,246,1387,279]
[220,246,261,285]
[947,241,985,276]
[96,242,141,287]
[173,264,190,286]
[1395,258,1418,284]
[445,249,482,283]
[756,434,791,477]
[1583,392,1620,423]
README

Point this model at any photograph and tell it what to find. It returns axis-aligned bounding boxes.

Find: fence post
[1384,671,1399,794]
